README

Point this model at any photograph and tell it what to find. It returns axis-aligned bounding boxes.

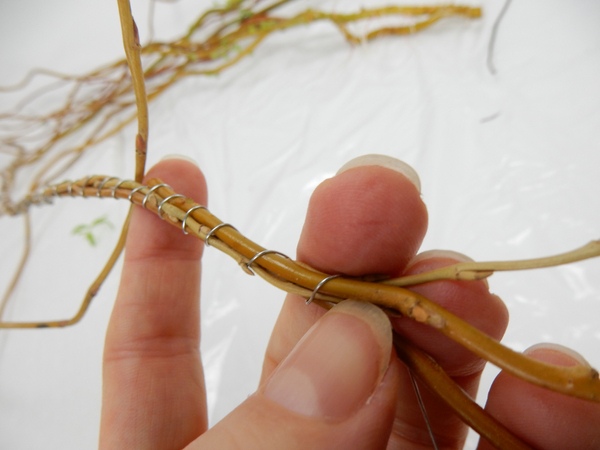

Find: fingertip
[524,343,591,368]
[263,300,392,420]
[336,154,422,194]
[145,154,207,204]
[481,345,600,450]
[160,153,199,165]
[297,161,428,276]
[196,301,400,450]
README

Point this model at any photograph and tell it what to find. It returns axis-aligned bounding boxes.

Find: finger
[262,153,510,449]
[189,300,403,450]
[478,344,600,450]
[297,155,425,276]
[100,156,208,450]
[261,155,428,383]
[389,250,509,448]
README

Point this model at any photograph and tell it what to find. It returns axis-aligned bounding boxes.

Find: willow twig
[384,241,600,287]
[116,0,148,182]
[393,333,534,450]
[0,213,32,319]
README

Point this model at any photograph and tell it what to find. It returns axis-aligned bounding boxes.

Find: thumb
[189,300,401,450]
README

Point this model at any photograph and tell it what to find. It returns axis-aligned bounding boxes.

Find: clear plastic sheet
[0,0,599,448]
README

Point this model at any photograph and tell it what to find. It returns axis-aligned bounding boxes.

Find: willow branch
[0,213,32,318]
[385,241,600,287]
[393,333,534,450]
[116,0,148,182]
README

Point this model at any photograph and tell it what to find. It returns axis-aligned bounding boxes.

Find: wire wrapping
[204,222,238,247]
[245,250,292,275]
[306,274,343,305]
[158,194,185,220]
[182,205,207,234]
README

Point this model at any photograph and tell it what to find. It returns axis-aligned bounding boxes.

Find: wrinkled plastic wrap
[0,0,599,448]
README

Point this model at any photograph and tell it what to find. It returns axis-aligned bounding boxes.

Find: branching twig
[0,2,481,217]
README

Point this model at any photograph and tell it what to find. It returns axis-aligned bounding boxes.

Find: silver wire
[80,177,92,197]
[204,222,237,247]
[111,179,130,198]
[245,250,291,275]
[487,0,513,75]
[97,176,119,198]
[142,183,171,208]
[181,205,207,235]
[306,274,341,305]
[128,185,146,202]
[408,369,439,450]
[157,194,185,220]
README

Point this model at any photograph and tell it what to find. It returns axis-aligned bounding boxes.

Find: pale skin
[99,155,600,449]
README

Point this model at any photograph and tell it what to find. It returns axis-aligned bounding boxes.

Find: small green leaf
[72,215,114,246]
[91,216,107,226]
[72,224,88,234]
[86,233,97,247]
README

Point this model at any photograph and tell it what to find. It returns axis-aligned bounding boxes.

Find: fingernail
[264,300,392,419]
[160,154,198,165]
[336,154,421,193]
[524,343,591,367]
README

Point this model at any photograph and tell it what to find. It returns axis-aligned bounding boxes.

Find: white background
[0,0,599,448]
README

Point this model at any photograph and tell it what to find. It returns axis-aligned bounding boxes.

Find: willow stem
[116,0,148,182]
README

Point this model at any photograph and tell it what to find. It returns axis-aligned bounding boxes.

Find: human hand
[99,154,600,449]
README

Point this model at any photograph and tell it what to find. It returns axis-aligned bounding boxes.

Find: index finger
[260,155,428,383]
[100,156,208,450]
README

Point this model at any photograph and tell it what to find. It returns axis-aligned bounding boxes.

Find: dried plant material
[0,1,480,217]
[1,2,598,449]
[71,216,114,247]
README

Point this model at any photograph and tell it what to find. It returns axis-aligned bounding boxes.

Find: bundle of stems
[1,1,598,449]
[0,0,481,217]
